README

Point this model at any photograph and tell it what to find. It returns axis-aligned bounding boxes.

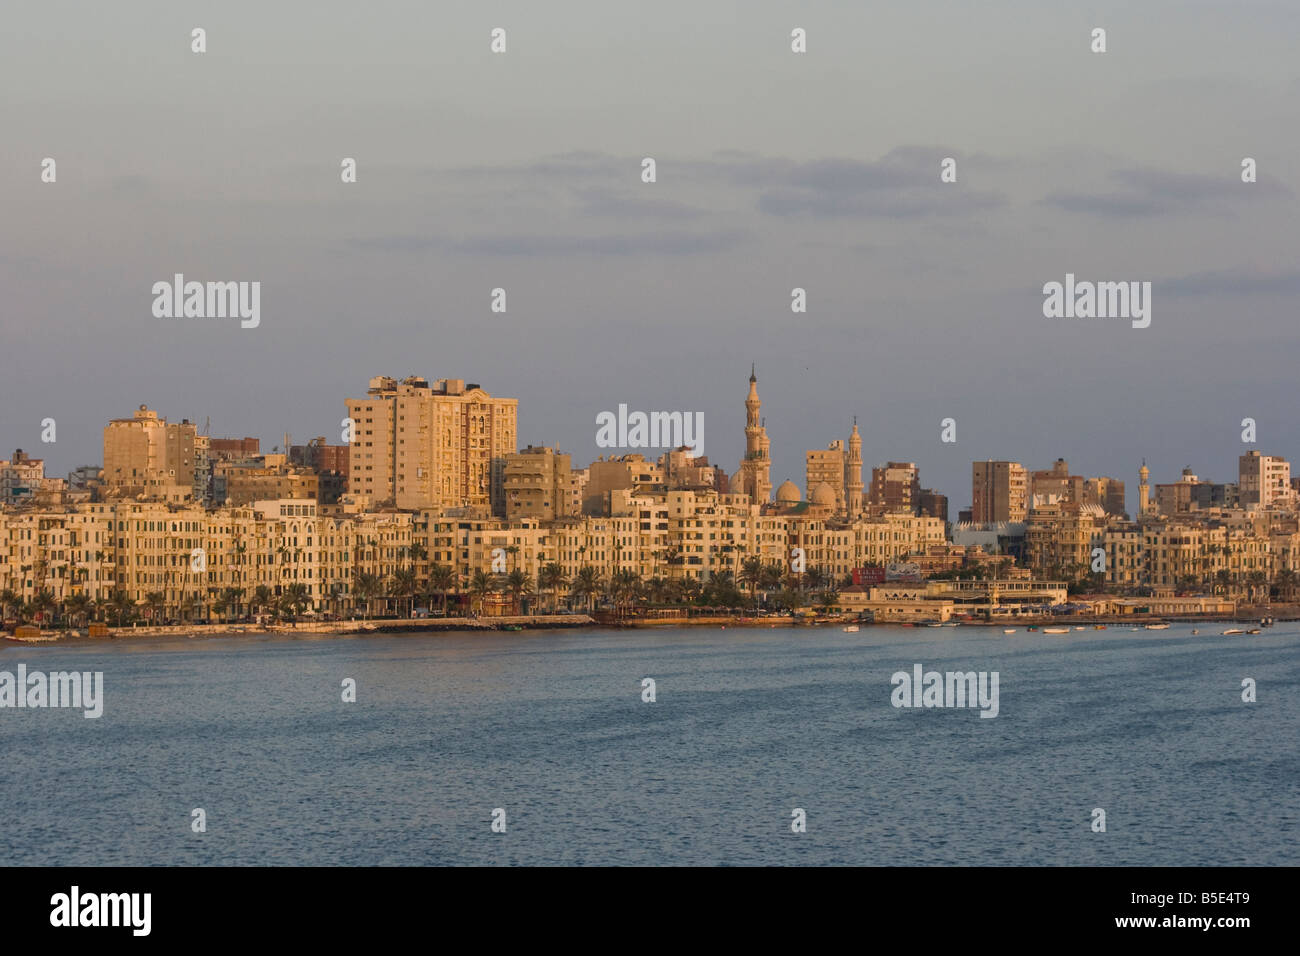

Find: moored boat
[1043,626,1070,634]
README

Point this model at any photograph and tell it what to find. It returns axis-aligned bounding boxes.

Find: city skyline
[4,1,1300,510]
[3,364,1296,519]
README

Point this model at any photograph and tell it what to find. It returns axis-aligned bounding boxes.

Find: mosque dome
[776,480,801,504]
[811,482,837,507]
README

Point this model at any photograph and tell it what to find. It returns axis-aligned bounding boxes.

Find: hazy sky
[4,1,1299,512]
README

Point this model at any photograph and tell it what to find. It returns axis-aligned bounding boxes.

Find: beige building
[1082,476,1126,515]
[103,405,197,500]
[972,460,1028,524]
[346,375,517,515]
[1240,451,1292,511]
[806,441,846,514]
[1030,458,1084,508]
[504,446,572,521]
[0,449,45,506]
[582,454,663,515]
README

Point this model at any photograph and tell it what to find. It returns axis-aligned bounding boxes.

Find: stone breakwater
[5,615,595,643]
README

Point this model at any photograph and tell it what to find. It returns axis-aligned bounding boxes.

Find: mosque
[732,366,863,519]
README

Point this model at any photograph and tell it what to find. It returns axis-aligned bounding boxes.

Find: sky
[3,0,1300,513]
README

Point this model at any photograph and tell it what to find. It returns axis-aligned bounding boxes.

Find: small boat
[1222,628,1245,635]
[1002,628,1017,634]
[1074,626,1085,631]
[842,625,859,633]
[1093,625,1106,630]
[1027,626,1039,632]
[1247,628,1261,634]
[1146,623,1170,630]
[1191,629,1199,635]
[1043,627,1070,634]
[943,622,959,627]
[926,622,944,628]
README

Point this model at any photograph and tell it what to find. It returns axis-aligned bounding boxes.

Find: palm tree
[282,583,310,620]
[389,567,416,618]
[252,584,273,619]
[571,566,602,614]
[428,564,456,616]
[219,587,243,623]
[63,593,92,629]
[538,563,568,613]
[609,569,641,616]
[467,569,494,615]
[353,572,381,619]
[740,556,764,608]
[144,591,165,624]
[0,588,18,622]
[109,590,134,626]
[504,569,533,614]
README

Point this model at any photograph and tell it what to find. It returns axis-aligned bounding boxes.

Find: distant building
[971,460,1027,524]
[583,454,663,516]
[1240,450,1292,510]
[918,488,948,522]
[806,441,846,514]
[1154,467,1234,514]
[504,445,572,521]
[1082,476,1126,515]
[1030,458,1083,508]
[869,461,920,514]
[346,375,517,514]
[102,405,197,500]
[0,450,44,505]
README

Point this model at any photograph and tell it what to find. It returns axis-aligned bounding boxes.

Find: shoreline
[4,610,1291,646]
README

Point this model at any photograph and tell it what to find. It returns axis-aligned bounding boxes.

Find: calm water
[2,623,1297,866]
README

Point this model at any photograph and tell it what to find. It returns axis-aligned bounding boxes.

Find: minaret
[1138,460,1150,516]
[738,365,772,505]
[845,417,863,517]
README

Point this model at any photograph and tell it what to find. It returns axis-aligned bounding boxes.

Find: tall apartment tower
[845,419,863,516]
[971,460,1028,524]
[805,440,845,513]
[102,405,197,500]
[734,366,772,505]
[1239,450,1292,510]
[346,375,518,514]
[504,445,572,521]
[870,461,921,514]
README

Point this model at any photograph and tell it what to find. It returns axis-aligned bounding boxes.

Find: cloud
[681,151,1010,219]
[350,230,746,256]
[1157,268,1300,297]
[1041,165,1292,217]
[572,187,705,220]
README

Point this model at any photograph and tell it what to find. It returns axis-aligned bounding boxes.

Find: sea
[2,622,1296,866]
